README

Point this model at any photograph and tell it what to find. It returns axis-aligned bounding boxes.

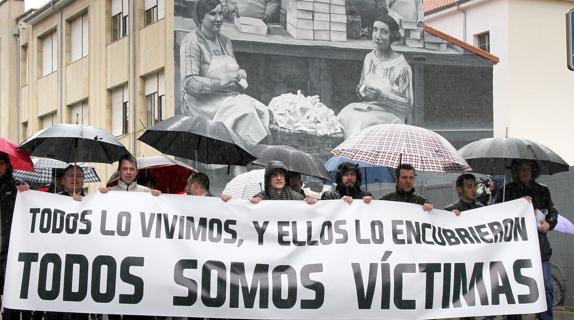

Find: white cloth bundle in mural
[268,91,343,136]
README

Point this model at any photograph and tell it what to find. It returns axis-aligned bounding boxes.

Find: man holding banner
[321,162,373,204]
[101,155,161,196]
[250,161,315,204]
[100,154,159,320]
[444,173,484,216]
[496,160,558,320]
[186,172,214,197]
[381,163,433,211]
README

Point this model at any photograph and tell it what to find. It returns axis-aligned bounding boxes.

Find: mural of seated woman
[179,0,270,147]
[337,12,413,139]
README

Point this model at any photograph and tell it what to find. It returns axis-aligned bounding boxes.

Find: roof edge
[23,0,74,25]
[16,8,37,22]
[423,25,500,63]
[425,0,477,16]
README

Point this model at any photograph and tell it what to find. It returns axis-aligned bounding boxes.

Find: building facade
[0,0,24,140]
[425,0,574,164]
[3,0,174,181]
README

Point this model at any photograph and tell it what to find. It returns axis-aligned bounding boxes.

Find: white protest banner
[5,191,546,319]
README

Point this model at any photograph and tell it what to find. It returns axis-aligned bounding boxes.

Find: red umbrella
[0,137,34,171]
[107,155,195,194]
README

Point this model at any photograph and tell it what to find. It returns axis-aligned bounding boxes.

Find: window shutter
[71,17,82,62]
[42,34,53,76]
[82,13,89,57]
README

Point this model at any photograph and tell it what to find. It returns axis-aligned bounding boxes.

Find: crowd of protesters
[0,149,559,320]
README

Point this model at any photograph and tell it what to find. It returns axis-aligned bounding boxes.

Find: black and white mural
[173,0,494,191]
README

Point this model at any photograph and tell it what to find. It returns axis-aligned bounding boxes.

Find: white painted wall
[426,0,510,140]
[426,0,574,164]
[506,0,574,164]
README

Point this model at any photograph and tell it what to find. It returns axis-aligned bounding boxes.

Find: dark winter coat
[380,188,428,205]
[444,199,484,212]
[495,180,558,261]
[0,168,17,294]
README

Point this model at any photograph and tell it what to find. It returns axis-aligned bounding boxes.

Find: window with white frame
[69,100,89,125]
[144,0,165,26]
[41,31,57,76]
[474,31,490,53]
[144,71,165,127]
[111,85,129,136]
[70,12,89,63]
[40,112,58,129]
[112,0,129,41]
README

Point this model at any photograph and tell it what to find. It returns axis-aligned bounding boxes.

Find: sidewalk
[550,306,574,319]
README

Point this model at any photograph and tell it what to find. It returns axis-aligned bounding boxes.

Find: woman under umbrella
[337,11,413,139]
[179,0,270,146]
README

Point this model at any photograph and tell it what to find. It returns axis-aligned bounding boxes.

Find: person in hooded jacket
[321,162,373,204]
[250,161,316,204]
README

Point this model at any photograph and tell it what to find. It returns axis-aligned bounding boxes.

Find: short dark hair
[63,164,84,178]
[289,171,301,180]
[117,154,137,170]
[0,152,13,178]
[456,173,476,189]
[396,163,415,179]
[196,0,221,24]
[188,172,210,190]
[0,152,10,165]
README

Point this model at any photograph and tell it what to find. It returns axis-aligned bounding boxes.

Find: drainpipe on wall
[58,6,64,124]
[12,26,20,141]
[457,2,467,43]
[130,0,137,155]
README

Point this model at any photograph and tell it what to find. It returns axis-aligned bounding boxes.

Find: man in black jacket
[380,163,433,211]
[496,160,557,320]
[444,173,483,215]
[321,162,372,204]
[186,172,214,197]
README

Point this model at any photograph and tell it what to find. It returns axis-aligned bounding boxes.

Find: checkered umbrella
[13,158,100,184]
[222,169,264,200]
[331,124,471,173]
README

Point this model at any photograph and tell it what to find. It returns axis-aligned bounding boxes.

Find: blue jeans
[539,260,554,320]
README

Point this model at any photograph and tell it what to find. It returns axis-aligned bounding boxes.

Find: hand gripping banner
[4,191,546,319]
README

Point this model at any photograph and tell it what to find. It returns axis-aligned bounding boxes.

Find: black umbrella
[138,115,256,166]
[458,137,569,175]
[250,144,330,180]
[19,124,131,164]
